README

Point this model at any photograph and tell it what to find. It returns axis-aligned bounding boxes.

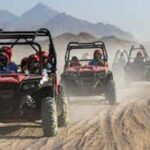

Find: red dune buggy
[61,41,116,105]
[0,28,68,137]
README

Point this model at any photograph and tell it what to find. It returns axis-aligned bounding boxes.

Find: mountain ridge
[0,2,134,40]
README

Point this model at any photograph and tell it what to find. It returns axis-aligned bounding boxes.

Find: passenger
[39,51,50,67]
[0,52,9,72]
[38,51,52,73]
[28,54,40,74]
[70,56,81,67]
[0,46,17,73]
[21,57,28,73]
[134,51,144,64]
[89,49,105,66]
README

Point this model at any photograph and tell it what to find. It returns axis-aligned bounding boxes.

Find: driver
[134,51,144,64]
[38,51,52,74]
[0,46,17,73]
[21,57,28,73]
[28,54,40,74]
[0,52,9,72]
[89,49,105,66]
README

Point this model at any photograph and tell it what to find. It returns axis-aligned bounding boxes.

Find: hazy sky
[0,0,150,41]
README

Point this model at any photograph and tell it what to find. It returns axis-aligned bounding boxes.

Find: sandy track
[0,83,150,150]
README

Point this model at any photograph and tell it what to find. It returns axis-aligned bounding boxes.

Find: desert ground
[0,82,150,150]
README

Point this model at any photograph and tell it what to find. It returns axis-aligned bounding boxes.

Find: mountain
[95,23,133,40]
[21,2,58,25]
[13,2,59,30]
[0,10,18,29]
[45,13,94,36]
[100,36,133,45]
[44,13,133,40]
[100,36,137,49]
[54,33,135,49]
[54,32,97,44]
[0,3,134,40]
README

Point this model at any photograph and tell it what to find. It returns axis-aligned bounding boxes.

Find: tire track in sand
[0,83,150,149]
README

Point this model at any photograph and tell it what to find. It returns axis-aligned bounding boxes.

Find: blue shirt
[7,62,18,73]
[43,63,52,73]
[0,62,17,74]
[89,59,105,66]
[89,59,99,65]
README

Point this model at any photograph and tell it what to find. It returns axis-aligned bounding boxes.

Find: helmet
[94,49,102,58]
[71,56,78,61]
[40,51,49,58]
[29,54,40,62]
[1,46,12,60]
[28,54,40,70]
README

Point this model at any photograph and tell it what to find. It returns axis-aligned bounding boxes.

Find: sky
[0,0,150,41]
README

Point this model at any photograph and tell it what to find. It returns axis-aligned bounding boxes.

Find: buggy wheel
[105,80,116,105]
[41,97,58,137]
[58,96,69,127]
[58,84,69,127]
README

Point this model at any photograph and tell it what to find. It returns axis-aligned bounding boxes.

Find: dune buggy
[124,45,150,85]
[112,49,128,84]
[61,41,116,105]
[0,28,68,137]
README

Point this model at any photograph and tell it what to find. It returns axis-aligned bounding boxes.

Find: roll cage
[128,45,150,63]
[113,49,128,63]
[64,41,108,68]
[0,28,57,74]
